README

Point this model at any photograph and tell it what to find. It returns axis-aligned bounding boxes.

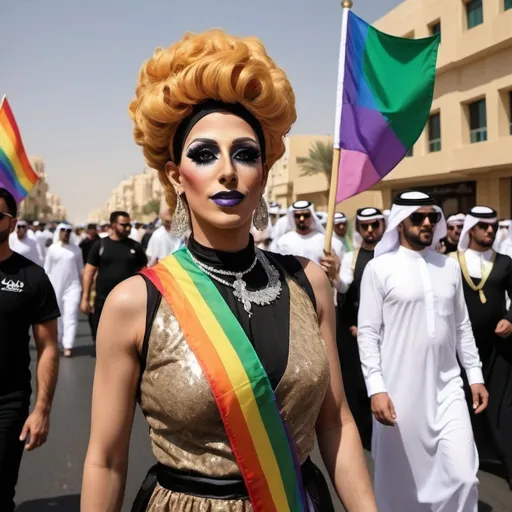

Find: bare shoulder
[103,275,147,318]
[296,257,332,304]
[96,275,148,356]
[102,276,147,329]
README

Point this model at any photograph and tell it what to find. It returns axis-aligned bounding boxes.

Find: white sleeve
[44,246,53,275]
[338,252,354,294]
[453,264,484,385]
[357,262,386,396]
[146,232,157,258]
[75,248,84,275]
[35,240,44,266]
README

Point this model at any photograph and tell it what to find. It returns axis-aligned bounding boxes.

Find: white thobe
[146,226,183,266]
[45,243,83,349]
[129,227,140,242]
[271,231,344,265]
[338,251,356,294]
[35,229,54,257]
[9,233,44,266]
[358,246,483,512]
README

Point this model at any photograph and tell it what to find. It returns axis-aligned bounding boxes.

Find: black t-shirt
[0,252,60,395]
[79,236,100,265]
[88,237,147,302]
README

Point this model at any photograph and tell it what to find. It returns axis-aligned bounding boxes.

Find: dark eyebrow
[232,137,259,145]
[187,137,218,147]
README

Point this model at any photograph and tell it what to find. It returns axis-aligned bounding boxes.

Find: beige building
[372,0,512,218]
[268,0,512,219]
[18,157,66,221]
[89,167,163,223]
[267,135,334,211]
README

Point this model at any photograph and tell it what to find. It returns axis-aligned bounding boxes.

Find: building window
[428,113,441,152]
[430,21,441,41]
[506,0,512,11]
[469,99,487,143]
[406,147,413,157]
[466,0,483,29]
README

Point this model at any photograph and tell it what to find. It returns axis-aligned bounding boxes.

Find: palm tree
[142,198,161,216]
[297,141,333,177]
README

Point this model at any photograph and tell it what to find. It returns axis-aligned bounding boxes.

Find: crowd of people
[1,26,512,512]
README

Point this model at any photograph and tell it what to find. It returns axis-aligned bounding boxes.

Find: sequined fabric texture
[139,277,330,511]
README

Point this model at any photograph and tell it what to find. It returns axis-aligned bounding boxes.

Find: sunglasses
[16,224,27,230]
[409,211,441,226]
[360,221,381,231]
[0,212,13,221]
[476,222,499,232]
[294,213,311,220]
[62,229,72,234]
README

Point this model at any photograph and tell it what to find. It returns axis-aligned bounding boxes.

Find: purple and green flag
[335,11,440,203]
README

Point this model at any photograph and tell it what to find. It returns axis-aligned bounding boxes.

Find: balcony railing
[470,128,487,143]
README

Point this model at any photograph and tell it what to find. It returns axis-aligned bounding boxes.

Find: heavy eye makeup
[185,138,261,167]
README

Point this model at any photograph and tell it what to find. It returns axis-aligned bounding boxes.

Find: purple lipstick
[211,190,245,208]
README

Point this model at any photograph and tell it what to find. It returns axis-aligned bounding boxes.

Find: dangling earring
[171,192,189,238]
[253,197,269,231]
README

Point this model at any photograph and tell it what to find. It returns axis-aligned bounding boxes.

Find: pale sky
[3,0,403,222]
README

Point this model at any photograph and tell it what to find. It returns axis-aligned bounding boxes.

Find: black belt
[131,458,335,511]
[156,463,248,499]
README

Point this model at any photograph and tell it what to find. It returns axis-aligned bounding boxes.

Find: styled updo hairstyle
[129,29,297,214]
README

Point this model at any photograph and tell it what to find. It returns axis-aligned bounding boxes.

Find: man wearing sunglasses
[335,207,385,450]
[438,213,465,255]
[271,200,344,283]
[81,211,147,342]
[45,224,84,357]
[357,191,486,512]
[454,206,512,489]
[8,220,44,266]
[0,188,60,511]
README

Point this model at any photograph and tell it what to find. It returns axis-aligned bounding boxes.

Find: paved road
[13,315,512,511]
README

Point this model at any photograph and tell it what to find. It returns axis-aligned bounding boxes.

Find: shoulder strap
[140,249,308,512]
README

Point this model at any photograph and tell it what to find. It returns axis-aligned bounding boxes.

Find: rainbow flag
[0,96,38,203]
[334,10,439,202]
[142,248,310,512]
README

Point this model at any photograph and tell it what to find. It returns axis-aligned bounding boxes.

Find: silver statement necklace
[188,248,282,317]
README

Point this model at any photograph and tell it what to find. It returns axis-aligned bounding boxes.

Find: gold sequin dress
[136,241,331,511]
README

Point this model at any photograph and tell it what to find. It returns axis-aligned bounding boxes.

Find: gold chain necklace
[457,250,496,304]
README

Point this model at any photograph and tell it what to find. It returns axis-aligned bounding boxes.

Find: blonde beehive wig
[129,29,297,213]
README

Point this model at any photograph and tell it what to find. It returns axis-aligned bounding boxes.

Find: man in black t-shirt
[80,211,147,340]
[0,188,60,512]
[79,223,100,265]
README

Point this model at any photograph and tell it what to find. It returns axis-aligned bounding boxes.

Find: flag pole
[324,0,352,254]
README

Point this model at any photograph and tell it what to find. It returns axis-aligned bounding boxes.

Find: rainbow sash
[141,247,310,512]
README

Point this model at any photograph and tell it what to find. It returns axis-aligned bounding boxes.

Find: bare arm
[20,320,60,451]
[300,258,377,511]
[81,276,146,512]
[80,263,98,313]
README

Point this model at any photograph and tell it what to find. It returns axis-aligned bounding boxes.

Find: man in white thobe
[271,200,344,264]
[358,191,488,512]
[45,223,83,357]
[9,220,43,266]
[34,222,54,259]
[146,208,183,267]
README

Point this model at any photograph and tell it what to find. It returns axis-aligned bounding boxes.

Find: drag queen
[81,29,376,512]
